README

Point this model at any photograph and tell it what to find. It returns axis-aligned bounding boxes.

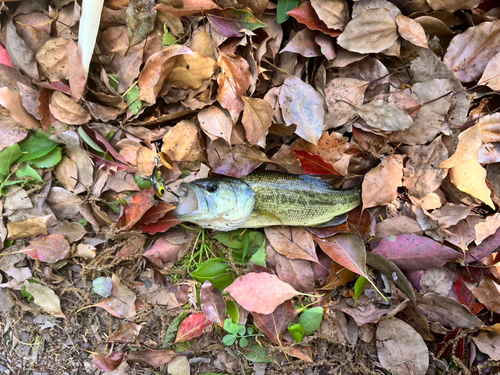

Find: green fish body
[173,171,361,231]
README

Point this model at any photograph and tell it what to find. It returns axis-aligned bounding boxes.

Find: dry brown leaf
[444,19,500,83]
[376,317,429,375]
[324,78,368,130]
[337,8,398,54]
[477,113,500,144]
[396,14,429,49]
[241,97,273,147]
[167,52,218,90]
[420,267,456,296]
[5,19,39,80]
[475,214,500,246]
[357,100,413,132]
[46,187,83,220]
[55,156,77,191]
[473,332,500,361]
[198,106,233,145]
[49,91,91,125]
[403,136,448,199]
[439,123,482,169]
[0,87,41,130]
[6,215,52,240]
[216,52,252,121]
[265,226,318,263]
[362,154,404,209]
[24,281,66,319]
[281,29,322,57]
[464,276,500,314]
[448,153,494,209]
[35,38,70,82]
[161,120,203,170]
[426,0,483,12]
[310,0,349,31]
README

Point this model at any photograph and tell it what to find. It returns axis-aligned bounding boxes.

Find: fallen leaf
[49,91,91,125]
[478,52,500,91]
[24,281,66,319]
[6,215,51,240]
[324,78,368,129]
[403,136,448,199]
[98,274,137,318]
[376,317,429,375]
[330,294,397,325]
[372,234,460,273]
[207,8,266,37]
[280,28,322,57]
[265,226,318,263]
[153,0,218,17]
[210,144,271,177]
[241,97,273,147]
[201,281,226,327]
[448,153,495,209]
[107,322,142,343]
[175,313,212,342]
[5,19,39,80]
[464,275,500,314]
[198,105,233,145]
[444,19,500,83]
[357,100,413,132]
[477,113,500,144]
[126,0,156,47]
[337,8,398,54]
[419,267,456,296]
[287,2,341,37]
[417,293,482,328]
[226,272,301,314]
[161,119,203,170]
[167,356,190,375]
[396,14,429,49]
[117,190,155,231]
[94,352,124,372]
[24,234,71,263]
[216,52,252,120]
[293,150,341,175]
[475,214,500,246]
[310,0,349,31]
[279,75,324,146]
[439,123,482,169]
[252,300,294,345]
[362,154,404,209]
[127,349,178,368]
[473,332,500,361]
[35,38,70,82]
[314,233,368,279]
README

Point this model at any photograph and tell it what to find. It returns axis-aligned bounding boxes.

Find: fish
[172,171,362,231]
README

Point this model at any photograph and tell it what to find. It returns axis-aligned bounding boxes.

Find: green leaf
[21,285,34,302]
[92,276,113,298]
[30,147,62,168]
[238,325,246,336]
[190,258,234,291]
[298,307,323,335]
[354,276,368,304]
[124,85,142,115]
[226,300,240,324]
[163,24,177,46]
[20,131,58,154]
[277,0,299,24]
[239,336,248,348]
[223,319,240,335]
[78,218,88,227]
[164,312,188,345]
[16,164,43,183]
[0,144,22,175]
[246,327,254,335]
[245,344,271,363]
[135,175,153,190]
[78,127,105,153]
[222,334,237,346]
[214,229,265,264]
[288,323,305,343]
[250,241,266,267]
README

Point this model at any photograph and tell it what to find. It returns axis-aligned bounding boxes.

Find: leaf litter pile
[3,0,500,373]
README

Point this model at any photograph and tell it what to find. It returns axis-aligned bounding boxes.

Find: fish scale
[241,171,361,227]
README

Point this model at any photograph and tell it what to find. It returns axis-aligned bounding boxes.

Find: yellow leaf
[439,123,482,168]
[449,152,494,209]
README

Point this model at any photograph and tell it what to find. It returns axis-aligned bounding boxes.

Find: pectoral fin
[241,209,283,228]
[309,213,348,228]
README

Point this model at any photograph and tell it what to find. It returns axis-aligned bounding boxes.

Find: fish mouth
[173,183,207,219]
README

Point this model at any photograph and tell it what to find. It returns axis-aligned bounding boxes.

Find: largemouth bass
[172,171,361,231]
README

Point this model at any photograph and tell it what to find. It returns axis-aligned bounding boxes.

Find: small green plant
[175,226,217,275]
[222,318,261,348]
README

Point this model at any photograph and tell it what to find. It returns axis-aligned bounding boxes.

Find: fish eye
[159,187,165,196]
[206,182,218,193]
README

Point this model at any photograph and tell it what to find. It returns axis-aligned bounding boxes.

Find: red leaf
[226,272,301,314]
[347,206,375,241]
[314,233,368,278]
[372,234,460,273]
[252,300,294,345]
[139,211,181,234]
[127,349,178,369]
[0,44,14,67]
[24,234,71,263]
[293,150,341,175]
[138,201,176,225]
[453,274,485,315]
[117,189,155,230]
[107,322,142,344]
[93,352,124,372]
[287,2,341,37]
[201,281,227,327]
[175,313,212,343]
